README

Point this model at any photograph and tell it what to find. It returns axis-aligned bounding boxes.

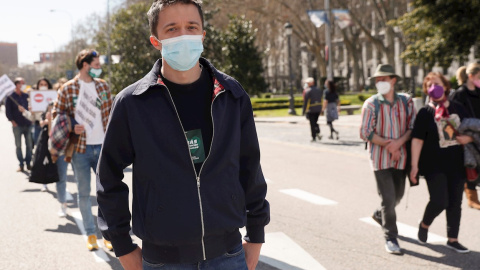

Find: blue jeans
[56,155,69,204]
[142,244,248,270]
[72,145,102,236]
[32,122,41,145]
[12,125,32,167]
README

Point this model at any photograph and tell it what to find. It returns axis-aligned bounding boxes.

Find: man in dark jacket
[302,77,323,141]
[96,1,270,269]
[5,77,32,172]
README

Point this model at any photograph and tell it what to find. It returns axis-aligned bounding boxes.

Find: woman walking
[322,80,340,140]
[452,63,480,210]
[410,72,471,253]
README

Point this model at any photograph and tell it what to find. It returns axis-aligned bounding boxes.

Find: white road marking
[71,211,110,263]
[360,217,448,243]
[280,189,338,205]
[240,229,326,270]
[65,190,73,201]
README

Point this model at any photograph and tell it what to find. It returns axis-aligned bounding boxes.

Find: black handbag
[29,125,59,184]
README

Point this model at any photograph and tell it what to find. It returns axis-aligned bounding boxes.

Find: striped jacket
[360,93,416,171]
[55,75,113,154]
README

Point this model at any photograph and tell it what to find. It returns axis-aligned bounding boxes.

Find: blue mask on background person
[157,35,204,71]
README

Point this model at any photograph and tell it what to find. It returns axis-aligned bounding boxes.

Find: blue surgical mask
[157,35,204,71]
[89,67,102,78]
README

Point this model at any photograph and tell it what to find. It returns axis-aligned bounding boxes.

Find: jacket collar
[132,58,243,99]
[377,92,399,106]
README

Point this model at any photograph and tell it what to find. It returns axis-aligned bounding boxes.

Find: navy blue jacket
[96,58,270,263]
[5,91,31,127]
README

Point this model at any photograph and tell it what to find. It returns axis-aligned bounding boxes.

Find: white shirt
[78,80,105,145]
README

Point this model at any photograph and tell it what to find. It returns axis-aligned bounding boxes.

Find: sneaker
[446,241,470,253]
[41,184,48,192]
[58,203,67,217]
[316,134,323,140]
[385,238,402,254]
[87,235,99,251]
[418,223,428,244]
[372,210,382,226]
[104,239,113,251]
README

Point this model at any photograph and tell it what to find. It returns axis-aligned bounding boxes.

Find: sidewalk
[254,114,362,128]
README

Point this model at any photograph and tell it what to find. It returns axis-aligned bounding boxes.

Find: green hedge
[251,97,351,111]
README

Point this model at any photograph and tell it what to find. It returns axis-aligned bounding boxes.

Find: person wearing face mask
[18,78,53,191]
[54,49,113,251]
[5,77,33,172]
[360,64,416,255]
[452,63,480,210]
[410,72,471,253]
[95,1,270,270]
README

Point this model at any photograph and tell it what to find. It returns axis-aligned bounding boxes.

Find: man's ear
[150,36,161,50]
[202,30,206,42]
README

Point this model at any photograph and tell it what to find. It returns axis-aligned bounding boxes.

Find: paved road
[1,110,479,270]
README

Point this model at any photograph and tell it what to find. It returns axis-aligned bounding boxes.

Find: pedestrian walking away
[5,77,33,172]
[322,80,340,140]
[360,64,416,255]
[410,72,471,253]
[96,1,270,270]
[452,63,480,210]
[302,77,323,142]
[54,49,114,252]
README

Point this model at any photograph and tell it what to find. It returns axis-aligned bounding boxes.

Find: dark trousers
[422,172,465,238]
[307,112,320,139]
[374,169,406,239]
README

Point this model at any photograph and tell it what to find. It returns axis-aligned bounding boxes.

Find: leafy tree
[395,0,480,68]
[96,2,159,93]
[222,16,268,96]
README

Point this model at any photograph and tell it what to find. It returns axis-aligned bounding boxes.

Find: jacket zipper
[164,86,226,260]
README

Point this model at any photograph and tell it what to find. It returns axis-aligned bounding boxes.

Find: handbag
[466,167,479,182]
[29,125,59,184]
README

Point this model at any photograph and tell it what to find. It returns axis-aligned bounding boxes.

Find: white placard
[74,87,98,135]
[0,74,15,102]
[29,90,58,112]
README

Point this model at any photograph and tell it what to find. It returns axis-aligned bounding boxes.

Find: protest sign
[0,74,15,102]
[30,90,58,112]
[74,88,99,135]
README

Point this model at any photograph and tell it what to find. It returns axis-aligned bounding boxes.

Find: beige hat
[368,64,400,81]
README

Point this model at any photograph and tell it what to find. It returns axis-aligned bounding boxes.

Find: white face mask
[20,84,26,91]
[376,81,391,95]
[39,86,48,90]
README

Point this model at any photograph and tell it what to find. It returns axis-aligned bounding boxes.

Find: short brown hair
[147,0,204,37]
[75,49,99,70]
[422,72,451,96]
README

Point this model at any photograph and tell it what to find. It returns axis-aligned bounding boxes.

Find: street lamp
[50,9,76,77]
[284,22,297,115]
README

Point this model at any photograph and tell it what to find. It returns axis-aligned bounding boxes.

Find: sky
[0,0,122,65]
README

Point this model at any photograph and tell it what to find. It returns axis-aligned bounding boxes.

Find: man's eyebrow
[162,21,201,29]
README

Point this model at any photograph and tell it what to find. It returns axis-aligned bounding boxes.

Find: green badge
[101,92,108,101]
[96,97,102,109]
[185,129,205,164]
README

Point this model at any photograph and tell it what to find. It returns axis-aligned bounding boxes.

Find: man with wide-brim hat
[360,63,416,255]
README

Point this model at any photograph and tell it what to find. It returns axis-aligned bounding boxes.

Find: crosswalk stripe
[359,217,448,243]
[240,229,326,270]
[65,190,74,201]
[71,211,110,263]
[280,189,337,205]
